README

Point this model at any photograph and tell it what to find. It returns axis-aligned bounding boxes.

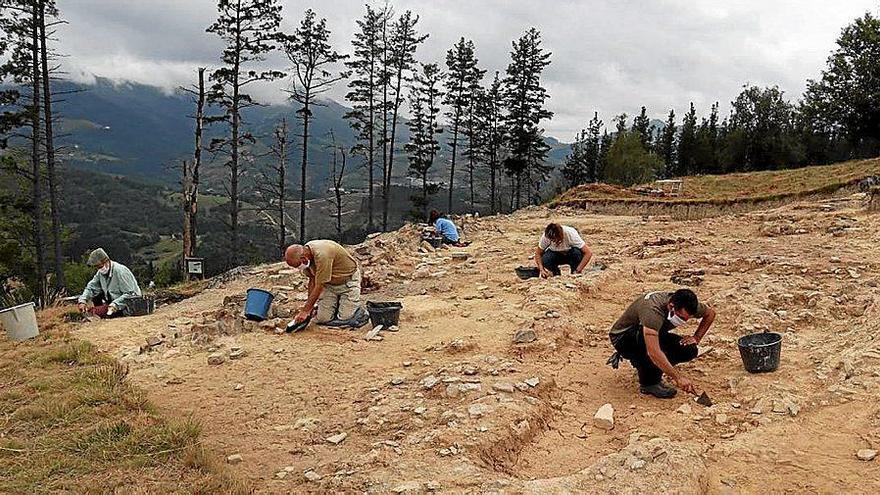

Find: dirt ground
[75,192,880,494]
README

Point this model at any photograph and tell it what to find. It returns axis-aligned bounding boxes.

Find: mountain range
[55,77,570,195]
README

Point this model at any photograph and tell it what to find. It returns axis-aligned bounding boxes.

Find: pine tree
[631,106,652,150]
[443,37,484,212]
[676,102,698,176]
[584,112,603,183]
[344,5,386,229]
[477,73,505,214]
[381,10,427,230]
[597,130,613,182]
[405,63,443,221]
[657,109,677,178]
[281,8,346,243]
[562,128,587,188]
[501,28,553,208]
[206,0,284,267]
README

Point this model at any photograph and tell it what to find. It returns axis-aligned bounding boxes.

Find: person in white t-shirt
[534,223,593,278]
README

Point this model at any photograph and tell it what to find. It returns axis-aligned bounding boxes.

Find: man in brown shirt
[608,289,716,398]
[285,240,367,329]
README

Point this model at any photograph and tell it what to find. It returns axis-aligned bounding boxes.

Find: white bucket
[0,302,39,342]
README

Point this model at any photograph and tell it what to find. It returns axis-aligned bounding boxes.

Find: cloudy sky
[59,0,878,139]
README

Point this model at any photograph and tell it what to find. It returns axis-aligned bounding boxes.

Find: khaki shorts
[315,268,362,323]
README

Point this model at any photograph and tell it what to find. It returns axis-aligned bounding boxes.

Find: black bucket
[128,296,155,316]
[424,236,443,248]
[367,301,402,328]
[515,266,540,280]
[737,332,782,373]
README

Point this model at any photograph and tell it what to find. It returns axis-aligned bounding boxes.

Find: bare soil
[74,192,880,494]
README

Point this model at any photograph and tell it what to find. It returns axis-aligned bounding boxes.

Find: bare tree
[180,67,206,279]
[327,130,347,240]
[37,0,64,289]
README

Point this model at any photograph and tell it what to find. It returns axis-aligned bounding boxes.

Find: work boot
[639,382,677,399]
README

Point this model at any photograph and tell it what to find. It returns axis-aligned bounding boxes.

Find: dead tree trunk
[29,4,46,304]
[182,68,205,280]
[37,1,63,289]
[275,118,288,254]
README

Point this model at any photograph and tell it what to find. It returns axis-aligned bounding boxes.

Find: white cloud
[55,0,878,138]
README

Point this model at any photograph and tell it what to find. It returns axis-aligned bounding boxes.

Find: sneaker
[639,383,677,399]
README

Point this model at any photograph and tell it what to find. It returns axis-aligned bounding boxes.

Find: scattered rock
[445,384,461,398]
[857,449,877,461]
[468,403,491,417]
[594,403,614,430]
[715,413,728,425]
[275,471,288,479]
[391,377,405,386]
[387,325,399,332]
[421,375,440,390]
[676,404,693,415]
[403,361,413,367]
[228,347,246,360]
[293,417,320,430]
[413,406,427,415]
[273,348,284,354]
[304,470,322,482]
[226,454,243,464]
[514,328,537,344]
[326,432,347,445]
[392,481,423,493]
[145,335,163,347]
[525,377,540,388]
[492,382,515,393]
[207,353,225,365]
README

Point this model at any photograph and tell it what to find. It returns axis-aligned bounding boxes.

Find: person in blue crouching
[429,210,468,247]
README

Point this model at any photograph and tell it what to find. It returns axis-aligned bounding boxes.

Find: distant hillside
[54,78,568,194]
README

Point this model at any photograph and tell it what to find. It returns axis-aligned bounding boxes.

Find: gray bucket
[0,302,39,342]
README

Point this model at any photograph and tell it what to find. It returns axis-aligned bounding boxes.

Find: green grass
[552,158,880,206]
[0,309,249,494]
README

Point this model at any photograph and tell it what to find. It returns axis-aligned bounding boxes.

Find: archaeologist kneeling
[607,289,716,399]
[429,210,469,247]
[285,240,369,329]
[535,223,593,278]
[77,248,142,318]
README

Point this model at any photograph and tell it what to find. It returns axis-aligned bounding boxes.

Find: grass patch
[0,310,249,494]
[552,158,880,206]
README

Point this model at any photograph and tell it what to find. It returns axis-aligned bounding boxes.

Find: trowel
[694,391,713,407]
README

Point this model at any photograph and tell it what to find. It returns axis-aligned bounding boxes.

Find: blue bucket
[244,288,274,321]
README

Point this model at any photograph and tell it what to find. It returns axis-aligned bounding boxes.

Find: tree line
[562,13,880,189]
[185,0,557,271]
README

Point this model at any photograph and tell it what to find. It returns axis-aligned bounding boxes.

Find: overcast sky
[59,0,878,139]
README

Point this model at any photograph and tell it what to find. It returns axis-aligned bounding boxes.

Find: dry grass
[0,308,250,494]
[552,158,880,206]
